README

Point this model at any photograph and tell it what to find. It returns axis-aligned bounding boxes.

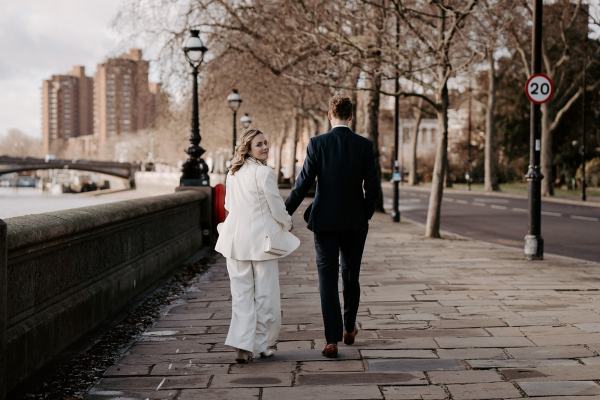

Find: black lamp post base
[180,160,210,187]
[524,234,544,260]
[180,177,210,187]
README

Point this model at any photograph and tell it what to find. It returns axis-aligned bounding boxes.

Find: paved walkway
[88,199,600,400]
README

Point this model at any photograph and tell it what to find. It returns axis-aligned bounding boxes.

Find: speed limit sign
[525,73,554,104]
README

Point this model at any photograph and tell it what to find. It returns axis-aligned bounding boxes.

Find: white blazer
[215,158,300,261]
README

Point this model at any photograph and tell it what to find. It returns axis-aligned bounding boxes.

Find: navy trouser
[313,225,368,344]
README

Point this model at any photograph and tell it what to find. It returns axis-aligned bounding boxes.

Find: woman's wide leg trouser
[225,258,281,353]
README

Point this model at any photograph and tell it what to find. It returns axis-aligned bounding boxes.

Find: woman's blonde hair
[230,128,265,175]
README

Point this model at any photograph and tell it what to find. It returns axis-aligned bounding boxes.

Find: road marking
[512,207,527,213]
[474,198,510,204]
[399,198,421,203]
[445,198,455,202]
[490,205,507,210]
[156,378,166,391]
[168,363,173,370]
[571,215,599,222]
[542,211,562,217]
[456,199,468,204]
[472,202,486,207]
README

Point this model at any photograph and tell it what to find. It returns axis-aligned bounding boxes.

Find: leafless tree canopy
[113,0,600,237]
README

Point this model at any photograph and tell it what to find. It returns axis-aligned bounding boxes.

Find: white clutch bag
[264,231,289,256]
[264,229,300,256]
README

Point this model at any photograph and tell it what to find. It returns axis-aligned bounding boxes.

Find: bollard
[0,219,6,400]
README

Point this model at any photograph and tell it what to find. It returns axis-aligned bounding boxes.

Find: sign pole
[392,12,401,223]
[524,0,544,260]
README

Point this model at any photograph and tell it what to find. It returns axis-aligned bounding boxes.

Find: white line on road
[512,207,528,213]
[542,211,562,217]
[456,199,468,204]
[474,198,510,204]
[571,215,599,222]
[156,378,166,391]
[490,205,508,210]
[445,198,455,202]
[471,202,486,207]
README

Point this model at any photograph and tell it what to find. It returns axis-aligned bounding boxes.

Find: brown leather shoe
[321,343,338,358]
[343,327,358,345]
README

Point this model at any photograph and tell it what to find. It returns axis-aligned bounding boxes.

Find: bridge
[0,156,140,188]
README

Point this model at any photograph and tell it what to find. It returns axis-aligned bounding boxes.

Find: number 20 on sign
[525,73,554,104]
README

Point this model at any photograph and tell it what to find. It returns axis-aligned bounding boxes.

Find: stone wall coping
[4,189,209,251]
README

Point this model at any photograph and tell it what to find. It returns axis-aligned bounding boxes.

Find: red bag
[213,183,227,224]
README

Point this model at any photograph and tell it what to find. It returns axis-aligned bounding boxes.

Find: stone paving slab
[179,388,260,400]
[86,200,600,399]
[447,382,522,399]
[518,381,600,396]
[263,385,383,400]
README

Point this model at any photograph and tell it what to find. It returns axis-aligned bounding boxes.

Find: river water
[0,186,174,219]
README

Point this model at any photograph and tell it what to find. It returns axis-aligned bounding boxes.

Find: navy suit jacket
[285,126,378,231]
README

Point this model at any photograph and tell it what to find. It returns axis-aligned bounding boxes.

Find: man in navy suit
[285,95,378,358]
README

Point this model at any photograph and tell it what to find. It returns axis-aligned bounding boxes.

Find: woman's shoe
[260,347,276,358]
[235,348,253,363]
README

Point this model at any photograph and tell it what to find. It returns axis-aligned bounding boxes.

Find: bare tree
[408,98,424,186]
[0,129,44,158]
[390,0,479,238]
[470,0,518,191]
[510,0,600,196]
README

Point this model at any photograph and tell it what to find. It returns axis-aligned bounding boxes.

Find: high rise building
[42,49,163,159]
[94,49,158,157]
[41,66,93,155]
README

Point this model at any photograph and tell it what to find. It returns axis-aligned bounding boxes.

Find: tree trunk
[408,101,423,186]
[350,68,360,132]
[484,49,499,192]
[274,122,288,184]
[311,116,321,137]
[288,113,301,185]
[426,83,448,238]
[540,103,553,196]
[365,70,385,213]
[425,6,448,239]
[445,158,453,188]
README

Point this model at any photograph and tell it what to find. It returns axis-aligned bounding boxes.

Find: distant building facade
[42,49,163,160]
[42,66,93,155]
[94,49,160,158]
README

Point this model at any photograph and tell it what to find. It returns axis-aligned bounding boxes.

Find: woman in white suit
[215,129,299,363]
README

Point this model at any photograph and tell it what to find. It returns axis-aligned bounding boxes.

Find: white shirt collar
[332,124,350,129]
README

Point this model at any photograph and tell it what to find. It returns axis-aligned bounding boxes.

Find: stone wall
[0,188,212,397]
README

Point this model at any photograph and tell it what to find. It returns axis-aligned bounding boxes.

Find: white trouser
[225,258,281,353]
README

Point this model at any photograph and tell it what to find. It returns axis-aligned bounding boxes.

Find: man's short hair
[329,95,353,120]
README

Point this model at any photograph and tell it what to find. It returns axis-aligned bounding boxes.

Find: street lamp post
[180,29,209,187]
[524,0,544,260]
[240,113,252,130]
[227,89,242,156]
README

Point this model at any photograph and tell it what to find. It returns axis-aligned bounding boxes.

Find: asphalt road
[384,186,600,263]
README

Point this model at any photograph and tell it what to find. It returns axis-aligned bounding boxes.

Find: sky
[0,0,125,139]
[0,1,598,141]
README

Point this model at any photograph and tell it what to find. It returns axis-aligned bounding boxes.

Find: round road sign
[525,73,554,104]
